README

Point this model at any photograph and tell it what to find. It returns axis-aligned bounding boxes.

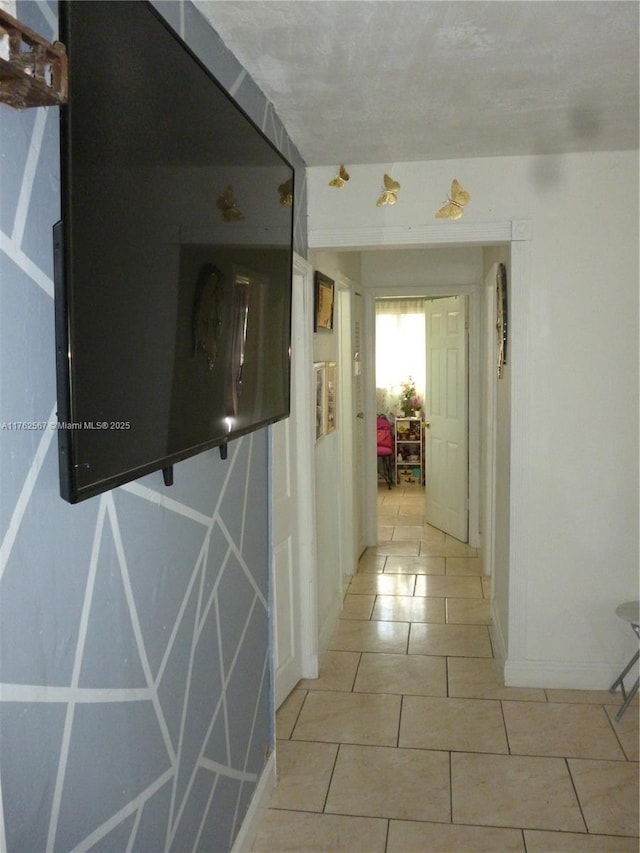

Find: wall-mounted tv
[54,1,294,503]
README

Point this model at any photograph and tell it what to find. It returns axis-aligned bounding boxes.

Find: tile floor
[253,485,639,852]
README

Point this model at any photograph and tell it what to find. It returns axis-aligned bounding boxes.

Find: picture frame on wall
[496,262,508,378]
[314,271,335,331]
[314,362,326,440]
[325,361,337,434]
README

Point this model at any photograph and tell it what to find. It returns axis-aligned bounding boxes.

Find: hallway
[253,485,639,852]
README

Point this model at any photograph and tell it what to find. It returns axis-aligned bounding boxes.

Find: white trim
[309,221,515,250]
[490,599,507,663]
[504,659,620,691]
[230,752,276,853]
[318,597,343,655]
[292,253,319,679]
[504,239,533,666]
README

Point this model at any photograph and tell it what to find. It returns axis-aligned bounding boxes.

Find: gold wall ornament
[435,179,470,220]
[328,165,350,188]
[376,174,400,206]
[278,177,293,206]
[216,185,245,221]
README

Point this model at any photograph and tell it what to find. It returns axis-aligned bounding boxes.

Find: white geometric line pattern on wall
[0,1,307,849]
[0,403,56,584]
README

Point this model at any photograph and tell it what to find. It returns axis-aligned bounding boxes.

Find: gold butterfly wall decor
[435,179,470,220]
[328,164,350,188]
[278,178,293,206]
[376,173,400,206]
[217,185,245,221]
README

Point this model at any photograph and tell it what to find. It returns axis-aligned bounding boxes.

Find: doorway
[372,285,480,550]
[374,294,470,543]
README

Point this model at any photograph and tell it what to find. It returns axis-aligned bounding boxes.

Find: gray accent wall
[0,2,306,850]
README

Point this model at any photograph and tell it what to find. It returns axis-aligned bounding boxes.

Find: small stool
[609,600,639,721]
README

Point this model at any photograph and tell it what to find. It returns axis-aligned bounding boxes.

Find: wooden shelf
[395,417,423,485]
[0,9,67,109]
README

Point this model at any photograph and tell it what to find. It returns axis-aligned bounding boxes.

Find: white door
[425,296,469,542]
[271,259,317,708]
[271,413,301,708]
[352,291,366,559]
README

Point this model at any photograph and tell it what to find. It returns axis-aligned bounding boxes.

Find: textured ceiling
[194,0,639,166]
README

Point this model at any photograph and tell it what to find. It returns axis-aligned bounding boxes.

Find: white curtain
[375,299,426,415]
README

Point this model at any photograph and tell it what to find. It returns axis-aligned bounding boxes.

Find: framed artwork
[314,271,335,331]
[314,362,326,440]
[496,262,508,378]
[325,361,337,434]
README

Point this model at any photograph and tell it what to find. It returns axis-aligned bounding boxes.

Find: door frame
[282,253,318,679]
[369,286,480,547]
[308,220,533,665]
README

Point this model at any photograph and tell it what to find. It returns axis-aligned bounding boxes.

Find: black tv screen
[54,1,294,503]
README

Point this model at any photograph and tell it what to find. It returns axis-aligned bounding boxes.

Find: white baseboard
[231,752,276,853]
[317,598,342,655]
[490,600,507,663]
[504,659,622,691]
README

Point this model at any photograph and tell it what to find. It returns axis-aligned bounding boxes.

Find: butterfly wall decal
[278,177,293,206]
[216,185,245,221]
[435,179,470,220]
[329,164,350,188]
[376,173,400,206]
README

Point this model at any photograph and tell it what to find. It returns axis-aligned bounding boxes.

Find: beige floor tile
[276,688,307,739]
[482,576,492,598]
[605,704,639,761]
[524,829,640,852]
[415,574,484,598]
[502,701,626,760]
[447,657,548,701]
[409,623,493,657]
[446,597,493,624]
[400,695,509,753]
[446,556,483,575]
[341,594,375,620]
[545,688,622,704]
[372,594,445,623]
[394,511,425,524]
[569,758,640,837]
[348,573,416,596]
[421,537,478,557]
[377,524,394,540]
[251,810,388,852]
[451,752,586,832]
[388,820,526,852]
[384,555,445,575]
[325,744,450,822]
[291,690,401,746]
[353,652,447,696]
[365,541,420,557]
[421,523,446,541]
[298,650,360,692]
[270,740,338,811]
[390,525,424,540]
[356,554,386,573]
[330,619,409,654]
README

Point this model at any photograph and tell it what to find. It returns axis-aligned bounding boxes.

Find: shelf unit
[395,417,423,485]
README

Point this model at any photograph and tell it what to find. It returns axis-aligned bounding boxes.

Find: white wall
[309,251,362,648]
[307,150,639,688]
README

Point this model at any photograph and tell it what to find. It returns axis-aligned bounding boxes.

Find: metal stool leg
[609,615,640,721]
[609,648,639,721]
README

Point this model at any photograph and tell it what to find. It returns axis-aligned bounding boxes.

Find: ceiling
[194,0,639,166]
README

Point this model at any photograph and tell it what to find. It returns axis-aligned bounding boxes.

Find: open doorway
[373,288,477,547]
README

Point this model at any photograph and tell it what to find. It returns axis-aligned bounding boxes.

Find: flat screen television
[54,1,294,504]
